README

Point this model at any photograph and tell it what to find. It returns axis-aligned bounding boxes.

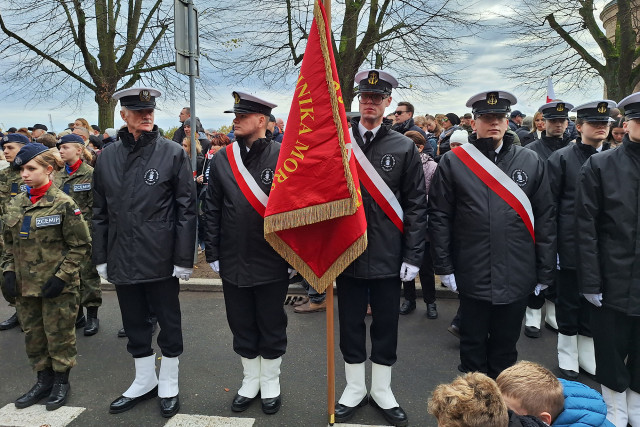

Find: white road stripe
[0,403,85,427]
[164,414,255,426]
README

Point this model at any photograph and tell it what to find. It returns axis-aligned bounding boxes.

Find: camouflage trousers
[16,291,79,372]
[80,261,102,308]
[1,273,16,306]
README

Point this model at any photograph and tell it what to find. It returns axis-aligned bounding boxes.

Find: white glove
[584,293,603,307]
[440,274,457,292]
[288,268,297,279]
[96,263,108,280]
[210,261,220,273]
[172,265,193,281]
[399,262,420,281]
[534,284,548,296]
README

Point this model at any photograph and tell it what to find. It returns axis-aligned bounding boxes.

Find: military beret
[2,133,30,146]
[57,134,85,146]
[13,143,49,167]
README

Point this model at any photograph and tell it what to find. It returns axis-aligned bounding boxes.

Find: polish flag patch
[74,209,82,216]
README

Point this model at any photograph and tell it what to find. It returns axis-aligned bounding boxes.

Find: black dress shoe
[160,395,180,418]
[559,367,579,380]
[15,368,54,409]
[231,393,257,412]
[109,386,158,414]
[544,322,558,333]
[117,327,127,338]
[399,300,416,315]
[75,309,86,329]
[84,307,99,336]
[524,326,541,338]
[46,370,70,411]
[335,395,368,422]
[0,312,19,330]
[370,398,408,427]
[447,324,461,339]
[261,396,281,414]
[426,303,438,319]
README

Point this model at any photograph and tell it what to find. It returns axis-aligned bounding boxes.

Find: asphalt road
[0,290,599,427]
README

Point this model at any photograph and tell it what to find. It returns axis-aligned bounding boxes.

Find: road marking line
[0,403,85,427]
[164,414,256,426]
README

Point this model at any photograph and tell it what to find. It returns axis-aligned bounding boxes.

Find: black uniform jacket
[575,135,640,316]
[340,118,427,280]
[92,126,197,285]
[547,140,609,270]
[525,132,573,160]
[204,138,288,287]
[428,132,556,304]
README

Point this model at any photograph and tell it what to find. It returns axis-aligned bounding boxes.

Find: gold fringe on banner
[264,0,367,291]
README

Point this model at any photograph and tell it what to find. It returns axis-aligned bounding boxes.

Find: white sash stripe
[232,142,269,207]
[349,129,404,222]
[460,143,534,231]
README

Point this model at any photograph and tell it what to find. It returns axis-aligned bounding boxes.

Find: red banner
[264,0,367,292]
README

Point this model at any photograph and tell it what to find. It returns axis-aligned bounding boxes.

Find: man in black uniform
[334,69,427,427]
[93,87,196,418]
[575,92,640,427]
[547,100,615,379]
[429,90,555,379]
[204,92,290,415]
[523,100,575,338]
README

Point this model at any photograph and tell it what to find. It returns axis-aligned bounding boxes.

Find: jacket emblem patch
[381,154,396,172]
[144,168,159,186]
[73,183,91,192]
[511,169,528,187]
[36,215,61,227]
[261,168,274,185]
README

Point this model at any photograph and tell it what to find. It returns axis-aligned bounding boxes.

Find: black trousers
[115,278,183,358]
[459,295,528,379]
[223,280,289,359]
[336,276,401,366]
[402,242,436,304]
[555,269,592,336]
[592,305,640,393]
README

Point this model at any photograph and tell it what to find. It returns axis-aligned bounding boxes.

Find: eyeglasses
[394,110,408,115]
[358,93,387,105]
[439,118,449,123]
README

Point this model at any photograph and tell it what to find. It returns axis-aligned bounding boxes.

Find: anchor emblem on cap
[597,102,607,113]
[487,92,498,106]
[139,90,151,102]
[557,103,565,112]
[368,71,379,85]
[233,92,241,104]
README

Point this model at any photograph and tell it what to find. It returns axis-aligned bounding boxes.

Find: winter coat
[428,132,556,304]
[204,138,288,287]
[341,118,427,279]
[552,379,615,426]
[547,140,609,270]
[526,132,574,161]
[575,135,640,315]
[172,125,186,144]
[392,118,432,156]
[0,167,26,216]
[92,126,197,285]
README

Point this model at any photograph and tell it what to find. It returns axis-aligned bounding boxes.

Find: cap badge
[368,71,379,85]
[597,102,607,114]
[139,90,151,102]
[556,103,565,112]
[486,92,498,106]
[233,92,241,104]
[14,156,22,166]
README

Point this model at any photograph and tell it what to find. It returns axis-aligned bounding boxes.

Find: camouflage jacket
[1,185,91,297]
[58,161,94,223]
[0,166,26,216]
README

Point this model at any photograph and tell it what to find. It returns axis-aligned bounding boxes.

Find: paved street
[0,290,598,426]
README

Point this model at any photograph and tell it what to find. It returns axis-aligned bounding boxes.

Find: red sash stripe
[226,144,267,217]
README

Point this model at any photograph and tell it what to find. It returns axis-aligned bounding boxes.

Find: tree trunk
[96,94,118,131]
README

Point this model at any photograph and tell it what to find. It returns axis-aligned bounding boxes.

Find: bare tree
[0,0,180,129]
[203,0,481,110]
[503,0,639,102]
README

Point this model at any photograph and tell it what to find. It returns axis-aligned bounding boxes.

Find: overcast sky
[0,0,611,134]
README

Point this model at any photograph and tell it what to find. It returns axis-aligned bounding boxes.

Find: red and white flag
[546,77,555,103]
[263,0,367,292]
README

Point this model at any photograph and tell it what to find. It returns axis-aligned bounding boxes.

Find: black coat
[172,125,186,144]
[525,132,573,160]
[547,140,609,270]
[204,138,288,287]
[428,132,556,304]
[341,118,427,279]
[92,126,197,284]
[575,135,640,316]
[391,118,432,156]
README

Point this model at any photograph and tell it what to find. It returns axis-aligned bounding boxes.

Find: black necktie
[492,151,498,163]
[364,131,373,145]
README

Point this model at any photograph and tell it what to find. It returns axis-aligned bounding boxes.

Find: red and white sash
[226,143,268,217]
[349,129,404,233]
[451,143,535,241]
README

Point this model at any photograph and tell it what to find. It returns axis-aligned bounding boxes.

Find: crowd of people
[0,70,638,427]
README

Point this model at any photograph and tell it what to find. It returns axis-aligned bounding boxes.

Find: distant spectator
[36,133,58,148]
[460,113,473,133]
[606,117,625,148]
[28,123,48,140]
[521,111,545,146]
[509,110,526,131]
[7,127,17,133]
[391,101,428,141]
[515,115,533,142]
[74,118,91,131]
[449,129,469,149]
[172,107,190,143]
[184,117,210,152]
[436,113,461,158]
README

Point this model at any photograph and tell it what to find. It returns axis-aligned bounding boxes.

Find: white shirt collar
[494,140,504,154]
[358,122,382,142]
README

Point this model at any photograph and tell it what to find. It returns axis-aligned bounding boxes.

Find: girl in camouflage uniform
[57,134,102,336]
[1,143,91,411]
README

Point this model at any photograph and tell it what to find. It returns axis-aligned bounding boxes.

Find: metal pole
[187,0,198,262]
